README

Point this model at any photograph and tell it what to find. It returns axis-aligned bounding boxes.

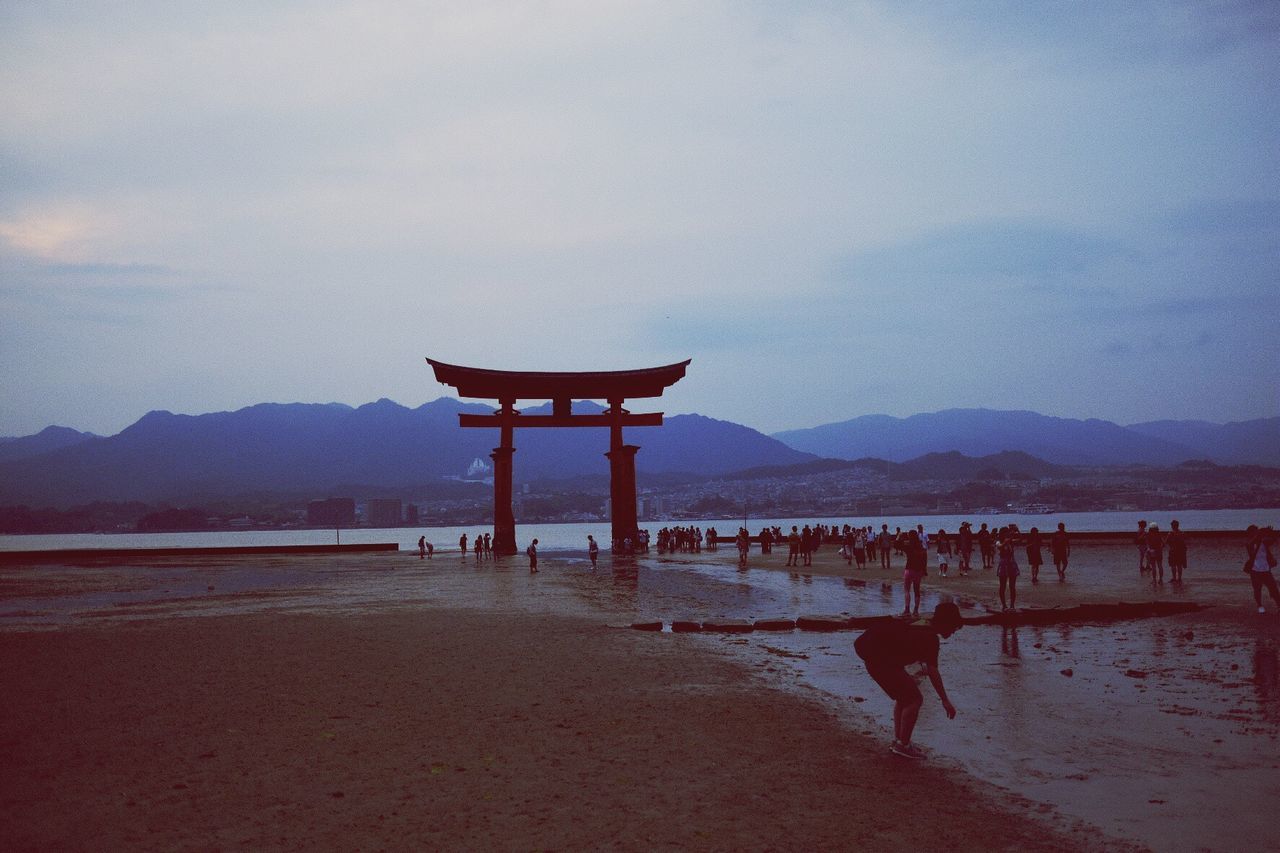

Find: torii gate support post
[606,399,640,550]
[490,399,518,555]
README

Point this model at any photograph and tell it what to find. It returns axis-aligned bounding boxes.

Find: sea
[2,508,1276,553]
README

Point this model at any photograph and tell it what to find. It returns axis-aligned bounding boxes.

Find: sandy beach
[2,536,1276,851]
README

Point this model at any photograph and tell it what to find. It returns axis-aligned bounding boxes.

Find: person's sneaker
[1260,607,1267,614]
[890,741,926,759]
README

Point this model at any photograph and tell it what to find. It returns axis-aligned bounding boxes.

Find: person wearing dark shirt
[1167,520,1187,583]
[978,523,994,569]
[854,602,962,759]
[957,522,974,575]
[1051,523,1070,581]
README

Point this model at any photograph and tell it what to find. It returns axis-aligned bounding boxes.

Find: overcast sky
[2,1,1277,438]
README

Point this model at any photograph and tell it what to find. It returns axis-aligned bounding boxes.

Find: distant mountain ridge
[771,408,1280,467]
[3,402,1277,509]
[0,398,813,507]
[0,425,99,462]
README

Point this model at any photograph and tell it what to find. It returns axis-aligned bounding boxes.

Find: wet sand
[1,539,1276,850]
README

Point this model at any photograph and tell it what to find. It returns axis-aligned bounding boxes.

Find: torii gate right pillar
[606,400,640,550]
[607,444,639,549]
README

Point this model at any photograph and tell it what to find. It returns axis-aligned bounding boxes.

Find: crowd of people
[418,518,1280,617]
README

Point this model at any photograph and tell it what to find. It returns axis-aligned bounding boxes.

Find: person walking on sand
[459,532,468,560]
[1147,524,1165,583]
[1244,525,1279,613]
[474,534,483,561]
[1167,520,1187,583]
[483,533,491,557]
[878,524,893,569]
[787,525,801,567]
[418,535,426,559]
[854,601,962,759]
[902,531,927,617]
[736,527,750,567]
[526,538,539,574]
[1136,520,1149,574]
[936,528,952,578]
[1051,522,1070,581]
[997,527,1020,612]
[1026,527,1043,584]
[978,523,994,570]
[587,534,599,569]
[957,522,974,575]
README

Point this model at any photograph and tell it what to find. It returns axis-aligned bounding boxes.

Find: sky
[2,1,1278,438]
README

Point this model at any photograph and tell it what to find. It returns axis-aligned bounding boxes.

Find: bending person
[854,602,962,759]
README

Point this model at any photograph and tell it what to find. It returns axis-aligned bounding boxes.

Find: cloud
[836,221,1135,284]
[0,2,1277,435]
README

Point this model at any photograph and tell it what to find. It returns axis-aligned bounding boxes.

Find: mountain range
[0,399,813,507]
[772,409,1280,467]
[0,402,1275,509]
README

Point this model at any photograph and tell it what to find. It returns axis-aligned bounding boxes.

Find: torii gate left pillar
[489,399,518,555]
[426,358,691,555]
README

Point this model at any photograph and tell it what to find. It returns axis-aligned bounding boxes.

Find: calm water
[2,508,1276,553]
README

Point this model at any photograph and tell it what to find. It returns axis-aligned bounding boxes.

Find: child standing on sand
[936,529,952,577]
[526,539,538,574]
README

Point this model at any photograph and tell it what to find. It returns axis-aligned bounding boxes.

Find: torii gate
[426,358,691,555]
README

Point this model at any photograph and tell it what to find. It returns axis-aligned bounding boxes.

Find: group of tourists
[1133,519,1188,583]
[656,526,703,553]
[457,531,495,560]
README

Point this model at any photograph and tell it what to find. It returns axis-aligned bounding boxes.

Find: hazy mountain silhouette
[0,426,99,462]
[3,401,1274,508]
[889,450,1066,480]
[0,399,812,507]
[771,408,1234,466]
[1125,418,1280,466]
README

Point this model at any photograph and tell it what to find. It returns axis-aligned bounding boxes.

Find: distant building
[466,457,492,479]
[639,494,663,519]
[405,503,419,525]
[307,497,356,527]
[366,498,403,528]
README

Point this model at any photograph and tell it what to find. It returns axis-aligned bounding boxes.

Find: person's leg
[1262,572,1280,607]
[1252,572,1265,607]
[911,576,921,614]
[999,575,1008,610]
[903,574,912,615]
[897,694,924,746]
[1009,577,1017,609]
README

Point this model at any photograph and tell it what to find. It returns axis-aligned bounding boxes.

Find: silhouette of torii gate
[427,358,691,555]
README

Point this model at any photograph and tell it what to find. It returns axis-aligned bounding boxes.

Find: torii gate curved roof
[426,357,691,400]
